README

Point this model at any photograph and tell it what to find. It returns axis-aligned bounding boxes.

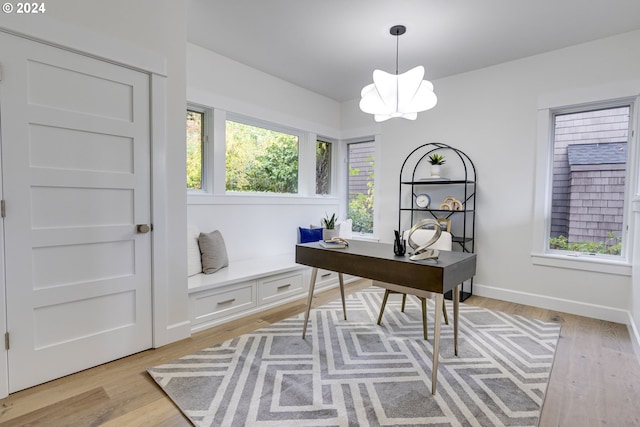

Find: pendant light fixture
[359,25,437,122]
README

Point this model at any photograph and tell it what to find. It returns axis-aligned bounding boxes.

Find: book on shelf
[418,177,451,181]
[319,239,348,249]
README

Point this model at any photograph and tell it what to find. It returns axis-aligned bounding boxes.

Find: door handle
[137,224,151,234]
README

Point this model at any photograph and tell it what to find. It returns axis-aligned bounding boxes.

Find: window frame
[345,137,379,239]
[532,84,640,276]
[224,112,303,196]
[315,137,336,196]
[186,106,341,206]
[186,105,210,193]
[548,103,630,259]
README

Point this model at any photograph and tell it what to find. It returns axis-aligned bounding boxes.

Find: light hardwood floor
[0,280,638,427]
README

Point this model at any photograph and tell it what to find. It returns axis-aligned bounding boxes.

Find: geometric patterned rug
[148,287,561,426]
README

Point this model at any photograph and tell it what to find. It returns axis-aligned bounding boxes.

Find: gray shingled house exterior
[550,107,629,249]
[563,142,626,243]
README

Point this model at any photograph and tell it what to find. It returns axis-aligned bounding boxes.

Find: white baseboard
[473,283,630,324]
[628,312,640,365]
[159,320,192,347]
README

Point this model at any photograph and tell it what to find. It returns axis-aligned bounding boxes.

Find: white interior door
[0,31,152,392]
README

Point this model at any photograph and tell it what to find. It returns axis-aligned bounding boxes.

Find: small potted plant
[428,153,446,178]
[322,212,337,240]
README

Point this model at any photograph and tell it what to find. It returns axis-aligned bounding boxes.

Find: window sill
[187,192,339,206]
[350,234,379,243]
[531,252,631,276]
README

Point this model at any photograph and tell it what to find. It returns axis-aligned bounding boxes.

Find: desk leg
[338,273,347,320]
[432,293,443,395]
[302,268,318,340]
[454,284,460,356]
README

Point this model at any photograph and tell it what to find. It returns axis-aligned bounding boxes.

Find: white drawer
[258,272,304,305]
[316,269,338,287]
[191,281,256,324]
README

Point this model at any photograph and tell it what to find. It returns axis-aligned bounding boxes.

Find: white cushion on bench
[188,253,301,293]
[187,226,202,277]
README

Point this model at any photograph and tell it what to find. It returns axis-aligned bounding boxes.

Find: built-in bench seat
[188,252,314,332]
[187,225,356,333]
[188,253,301,293]
[188,254,348,333]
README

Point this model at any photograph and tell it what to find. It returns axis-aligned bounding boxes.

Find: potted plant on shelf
[322,212,337,240]
[428,153,446,178]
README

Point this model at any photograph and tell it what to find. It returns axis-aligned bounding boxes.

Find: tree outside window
[316,140,332,195]
[225,120,299,194]
[186,110,204,190]
[347,141,375,234]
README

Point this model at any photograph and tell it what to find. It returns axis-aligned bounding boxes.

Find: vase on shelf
[431,164,441,178]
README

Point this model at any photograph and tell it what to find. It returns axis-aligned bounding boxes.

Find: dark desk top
[296,240,476,295]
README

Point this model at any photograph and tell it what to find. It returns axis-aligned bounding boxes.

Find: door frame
[0,21,184,398]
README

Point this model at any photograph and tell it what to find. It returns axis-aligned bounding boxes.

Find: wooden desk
[295,240,477,394]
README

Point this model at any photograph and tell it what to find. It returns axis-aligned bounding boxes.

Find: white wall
[188,202,339,261]
[632,204,640,357]
[342,30,640,325]
[187,44,340,136]
[0,0,190,345]
[186,43,342,260]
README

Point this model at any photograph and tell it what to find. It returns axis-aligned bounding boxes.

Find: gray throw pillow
[198,230,229,274]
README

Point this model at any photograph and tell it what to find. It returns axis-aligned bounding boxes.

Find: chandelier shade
[359,25,437,122]
[359,66,437,122]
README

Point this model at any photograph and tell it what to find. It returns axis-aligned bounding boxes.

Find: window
[186,106,341,201]
[316,140,332,195]
[186,109,204,190]
[225,118,299,194]
[548,105,631,258]
[347,140,375,234]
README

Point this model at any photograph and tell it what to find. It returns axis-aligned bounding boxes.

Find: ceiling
[187,0,640,102]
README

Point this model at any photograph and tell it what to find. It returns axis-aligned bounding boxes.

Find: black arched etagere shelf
[398,142,476,301]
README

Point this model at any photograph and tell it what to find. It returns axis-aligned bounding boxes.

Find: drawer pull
[321,273,332,278]
[277,284,292,290]
[217,298,236,305]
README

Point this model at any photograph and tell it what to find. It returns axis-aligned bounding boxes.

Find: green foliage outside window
[348,155,374,234]
[226,120,299,193]
[186,110,203,190]
[316,141,332,195]
[549,233,621,255]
